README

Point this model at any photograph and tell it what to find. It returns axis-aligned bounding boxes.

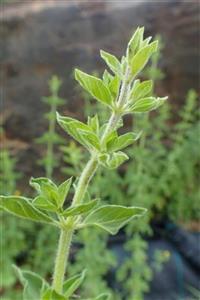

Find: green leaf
[83,294,111,300]
[30,177,59,207]
[41,289,52,300]
[98,153,110,167]
[31,177,73,210]
[129,96,167,113]
[88,115,99,134]
[81,205,147,235]
[57,177,73,208]
[107,132,141,152]
[41,289,57,300]
[127,27,144,60]
[42,288,67,300]
[130,41,158,76]
[95,294,111,300]
[104,130,118,146]
[99,151,129,169]
[75,69,113,107]
[30,177,57,195]
[0,196,54,224]
[13,265,48,300]
[102,70,113,86]
[141,36,152,48]
[108,75,120,98]
[56,114,93,148]
[63,269,86,297]
[33,196,57,212]
[51,291,66,300]
[100,50,121,75]
[130,80,153,101]
[78,129,101,151]
[62,199,99,217]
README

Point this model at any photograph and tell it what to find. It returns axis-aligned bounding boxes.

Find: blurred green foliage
[36,75,65,179]
[0,138,28,297]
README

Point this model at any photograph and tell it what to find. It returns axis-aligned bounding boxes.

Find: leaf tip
[74,68,81,80]
[29,176,34,184]
[152,40,159,51]
[100,49,104,56]
[56,111,61,121]
[142,208,148,215]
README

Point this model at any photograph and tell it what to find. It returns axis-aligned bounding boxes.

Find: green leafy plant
[0,149,19,195]
[187,286,200,300]
[68,228,116,298]
[0,27,167,299]
[0,141,26,298]
[36,75,65,178]
[115,40,169,299]
[69,36,169,299]
[27,75,66,280]
[166,89,200,222]
[61,141,85,178]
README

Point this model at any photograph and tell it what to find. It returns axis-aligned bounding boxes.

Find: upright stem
[100,112,119,142]
[52,66,130,293]
[72,156,98,206]
[52,228,73,293]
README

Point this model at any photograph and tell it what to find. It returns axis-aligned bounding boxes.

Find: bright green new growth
[0,27,167,299]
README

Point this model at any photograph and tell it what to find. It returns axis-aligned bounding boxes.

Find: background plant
[166,89,200,222]
[16,76,66,284]
[27,76,66,278]
[0,76,65,299]
[36,75,65,179]
[0,130,25,300]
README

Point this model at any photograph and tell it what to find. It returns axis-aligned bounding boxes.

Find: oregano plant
[0,27,167,299]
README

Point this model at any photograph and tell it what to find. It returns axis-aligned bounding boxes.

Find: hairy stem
[52,67,130,292]
[52,228,73,293]
[100,112,119,142]
[72,156,98,206]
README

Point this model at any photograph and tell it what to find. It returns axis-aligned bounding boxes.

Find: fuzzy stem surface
[52,228,73,293]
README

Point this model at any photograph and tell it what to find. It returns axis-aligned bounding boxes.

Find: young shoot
[0,27,167,300]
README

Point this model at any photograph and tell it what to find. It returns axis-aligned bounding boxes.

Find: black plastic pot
[107,222,200,300]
